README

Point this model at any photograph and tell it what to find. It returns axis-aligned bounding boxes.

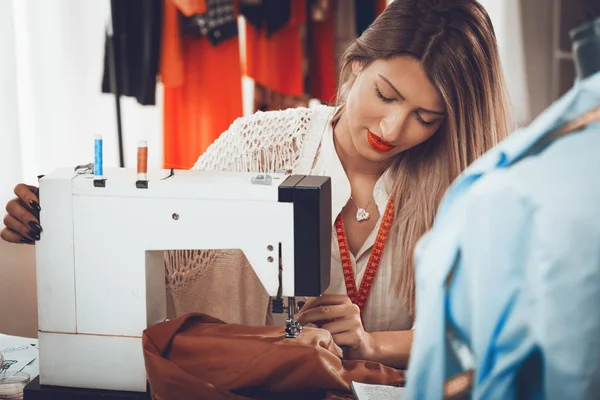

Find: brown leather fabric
[143,312,405,400]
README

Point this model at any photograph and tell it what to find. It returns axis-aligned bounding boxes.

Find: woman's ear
[351,60,364,77]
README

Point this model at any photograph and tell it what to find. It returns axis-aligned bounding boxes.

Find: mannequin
[570,15,600,79]
[405,12,600,400]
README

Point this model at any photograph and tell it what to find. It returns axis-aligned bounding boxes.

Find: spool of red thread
[137,140,148,181]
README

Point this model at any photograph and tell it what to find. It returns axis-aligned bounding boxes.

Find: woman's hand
[1,184,42,244]
[296,294,375,360]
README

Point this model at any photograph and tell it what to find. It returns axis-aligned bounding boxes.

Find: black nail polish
[28,221,43,232]
[30,200,41,211]
[27,231,40,241]
[20,237,34,244]
[29,221,42,233]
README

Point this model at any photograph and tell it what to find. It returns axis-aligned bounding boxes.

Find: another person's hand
[296,294,374,360]
[1,184,42,244]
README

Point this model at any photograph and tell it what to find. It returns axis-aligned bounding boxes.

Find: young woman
[2,0,512,368]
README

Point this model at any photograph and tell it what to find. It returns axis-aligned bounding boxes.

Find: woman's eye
[374,87,395,104]
[415,113,436,127]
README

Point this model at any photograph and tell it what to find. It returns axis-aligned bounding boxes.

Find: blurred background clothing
[104,0,389,170]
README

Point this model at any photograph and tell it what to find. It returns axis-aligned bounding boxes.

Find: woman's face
[344,55,446,163]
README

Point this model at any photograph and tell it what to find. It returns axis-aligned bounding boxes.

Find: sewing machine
[28,166,331,394]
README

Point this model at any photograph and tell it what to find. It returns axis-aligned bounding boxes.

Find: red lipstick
[367,130,394,152]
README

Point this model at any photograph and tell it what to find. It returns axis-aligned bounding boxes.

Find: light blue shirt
[405,70,600,399]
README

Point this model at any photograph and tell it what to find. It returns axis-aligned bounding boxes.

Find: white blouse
[310,116,412,332]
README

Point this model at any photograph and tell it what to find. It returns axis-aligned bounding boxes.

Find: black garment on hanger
[101,0,163,106]
[240,0,292,37]
[355,0,375,37]
[180,0,238,46]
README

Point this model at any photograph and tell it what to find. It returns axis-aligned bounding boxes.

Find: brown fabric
[143,312,405,400]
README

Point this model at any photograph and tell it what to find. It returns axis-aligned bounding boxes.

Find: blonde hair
[333,0,514,316]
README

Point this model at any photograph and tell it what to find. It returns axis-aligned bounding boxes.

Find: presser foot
[273,297,302,338]
[284,297,301,338]
[285,318,302,338]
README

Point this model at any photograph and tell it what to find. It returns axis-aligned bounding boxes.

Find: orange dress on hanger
[244,0,307,97]
[308,1,337,104]
[161,0,244,170]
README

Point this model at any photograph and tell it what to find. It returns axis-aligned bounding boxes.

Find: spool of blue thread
[94,135,103,178]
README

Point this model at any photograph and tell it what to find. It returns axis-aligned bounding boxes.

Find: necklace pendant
[356,208,370,222]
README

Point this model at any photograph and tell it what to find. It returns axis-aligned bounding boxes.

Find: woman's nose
[380,109,409,141]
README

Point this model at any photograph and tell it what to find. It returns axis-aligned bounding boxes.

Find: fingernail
[27,231,40,241]
[30,200,41,211]
[20,237,34,244]
[28,221,42,232]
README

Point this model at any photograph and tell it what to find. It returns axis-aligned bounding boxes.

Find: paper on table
[0,334,39,379]
[350,381,404,400]
[1,357,36,375]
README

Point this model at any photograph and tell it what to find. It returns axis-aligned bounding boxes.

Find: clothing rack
[106,13,125,168]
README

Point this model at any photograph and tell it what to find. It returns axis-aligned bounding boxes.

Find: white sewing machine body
[34,167,331,393]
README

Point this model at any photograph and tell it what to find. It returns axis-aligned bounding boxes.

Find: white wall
[520,0,555,120]
[0,0,36,338]
[0,0,23,208]
[478,0,531,126]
